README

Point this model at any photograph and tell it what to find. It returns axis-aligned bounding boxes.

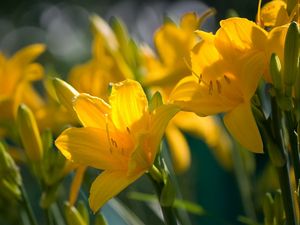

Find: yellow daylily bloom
[258,0,299,27]
[55,79,179,212]
[142,11,214,88]
[260,0,290,27]
[68,15,134,101]
[170,18,267,153]
[0,44,45,122]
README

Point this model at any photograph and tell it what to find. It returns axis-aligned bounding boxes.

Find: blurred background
[0,0,267,225]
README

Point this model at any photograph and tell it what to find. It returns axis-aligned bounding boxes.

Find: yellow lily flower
[68,15,133,101]
[142,11,233,173]
[55,79,179,212]
[170,18,267,153]
[0,44,45,122]
[258,0,299,27]
[142,11,214,88]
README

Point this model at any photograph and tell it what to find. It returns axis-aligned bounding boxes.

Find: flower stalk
[148,164,178,225]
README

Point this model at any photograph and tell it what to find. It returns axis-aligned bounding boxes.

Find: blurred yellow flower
[55,79,179,212]
[257,0,299,27]
[68,15,134,101]
[0,44,45,122]
[170,18,267,153]
[142,11,214,88]
[142,11,233,173]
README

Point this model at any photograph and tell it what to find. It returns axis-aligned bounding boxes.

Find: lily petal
[223,102,263,153]
[110,80,148,131]
[89,170,143,213]
[10,44,46,67]
[55,127,130,170]
[260,0,289,27]
[239,52,266,99]
[69,166,86,205]
[170,76,238,116]
[215,18,267,60]
[73,93,112,129]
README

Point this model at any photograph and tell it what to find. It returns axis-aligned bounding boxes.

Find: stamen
[209,81,213,95]
[111,138,118,148]
[105,114,113,153]
[224,75,231,84]
[216,80,221,94]
[198,74,202,84]
[183,57,201,80]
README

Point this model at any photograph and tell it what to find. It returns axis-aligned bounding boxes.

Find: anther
[126,127,131,134]
[224,75,231,84]
[198,74,203,84]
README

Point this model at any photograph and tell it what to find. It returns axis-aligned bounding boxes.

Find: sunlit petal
[55,127,130,170]
[215,18,268,59]
[89,170,143,213]
[69,166,87,206]
[110,80,148,131]
[170,76,238,116]
[73,93,112,129]
[223,102,263,153]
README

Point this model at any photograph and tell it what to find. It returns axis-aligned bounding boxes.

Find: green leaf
[127,191,206,216]
[237,216,262,225]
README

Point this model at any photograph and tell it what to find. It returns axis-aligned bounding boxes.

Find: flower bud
[284,22,299,92]
[160,174,176,207]
[0,142,22,200]
[17,104,43,162]
[270,53,283,91]
[274,190,284,225]
[95,213,108,225]
[64,202,86,225]
[149,91,163,112]
[266,138,286,167]
[263,193,274,225]
[77,201,89,225]
[52,78,79,114]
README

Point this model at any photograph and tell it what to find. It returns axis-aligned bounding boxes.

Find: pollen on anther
[126,127,131,134]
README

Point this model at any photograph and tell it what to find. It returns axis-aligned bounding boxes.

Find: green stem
[231,144,257,221]
[20,185,38,225]
[45,207,55,225]
[285,111,300,186]
[271,99,297,225]
[148,165,178,225]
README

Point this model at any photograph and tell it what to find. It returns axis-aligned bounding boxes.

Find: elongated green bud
[263,193,274,225]
[270,53,283,90]
[52,78,79,113]
[284,22,299,92]
[274,190,284,225]
[95,213,108,225]
[149,91,163,112]
[266,138,286,167]
[17,104,43,162]
[0,142,22,200]
[64,202,86,225]
[160,175,176,207]
[77,201,89,225]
